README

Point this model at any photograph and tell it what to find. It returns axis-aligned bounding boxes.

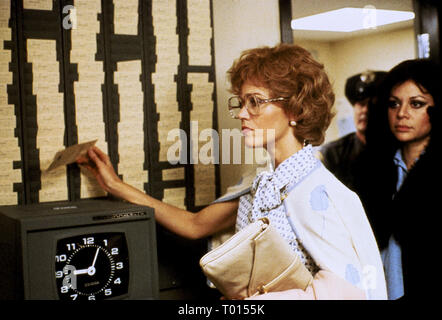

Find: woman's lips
[241,126,253,135]
[395,125,412,132]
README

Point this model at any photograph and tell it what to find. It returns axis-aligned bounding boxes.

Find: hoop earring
[289,120,297,127]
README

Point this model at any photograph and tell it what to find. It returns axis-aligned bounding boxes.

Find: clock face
[55,232,129,300]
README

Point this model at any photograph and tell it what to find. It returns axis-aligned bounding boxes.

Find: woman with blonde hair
[79,43,386,300]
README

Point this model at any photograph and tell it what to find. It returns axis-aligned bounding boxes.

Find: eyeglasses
[228,94,288,119]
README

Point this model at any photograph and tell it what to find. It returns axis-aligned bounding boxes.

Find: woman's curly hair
[227,43,335,146]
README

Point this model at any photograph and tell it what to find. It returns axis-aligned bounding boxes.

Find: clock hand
[73,268,89,275]
[91,248,100,268]
[72,266,96,276]
[71,248,100,277]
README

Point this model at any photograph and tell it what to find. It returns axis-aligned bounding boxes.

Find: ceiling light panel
[291,7,415,32]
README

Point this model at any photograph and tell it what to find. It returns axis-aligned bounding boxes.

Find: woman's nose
[237,105,250,119]
[397,104,410,118]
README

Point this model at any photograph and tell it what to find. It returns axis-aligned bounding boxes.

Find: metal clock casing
[0,199,158,300]
[55,232,129,300]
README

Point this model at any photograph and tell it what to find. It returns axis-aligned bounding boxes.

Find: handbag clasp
[257,285,267,294]
[259,217,270,229]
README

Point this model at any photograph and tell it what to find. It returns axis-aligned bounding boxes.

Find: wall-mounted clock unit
[0,199,158,300]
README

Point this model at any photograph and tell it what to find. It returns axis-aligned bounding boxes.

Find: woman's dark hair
[365,59,441,155]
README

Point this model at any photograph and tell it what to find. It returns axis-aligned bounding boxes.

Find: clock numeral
[114,277,121,285]
[82,237,94,245]
[55,271,63,278]
[70,294,78,300]
[103,239,108,246]
[116,262,124,269]
[60,285,69,293]
[88,295,96,300]
[55,254,67,262]
[66,243,76,251]
[105,288,112,296]
[111,248,119,255]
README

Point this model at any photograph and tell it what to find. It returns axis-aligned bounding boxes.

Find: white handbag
[200,218,313,299]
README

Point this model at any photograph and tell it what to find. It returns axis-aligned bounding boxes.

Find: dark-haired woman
[356,59,441,300]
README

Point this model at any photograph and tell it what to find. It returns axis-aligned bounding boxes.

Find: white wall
[213,0,281,193]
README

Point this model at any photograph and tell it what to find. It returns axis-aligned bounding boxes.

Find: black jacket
[355,106,441,299]
[320,132,365,192]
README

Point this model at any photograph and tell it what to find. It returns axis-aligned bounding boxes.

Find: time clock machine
[0,199,159,300]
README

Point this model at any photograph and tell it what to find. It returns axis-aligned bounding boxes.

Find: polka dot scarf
[236,145,320,274]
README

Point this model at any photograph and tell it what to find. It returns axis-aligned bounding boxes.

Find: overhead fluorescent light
[291,7,415,32]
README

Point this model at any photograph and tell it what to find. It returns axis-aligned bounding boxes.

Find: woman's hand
[76,147,238,240]
[76,146,123,194]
